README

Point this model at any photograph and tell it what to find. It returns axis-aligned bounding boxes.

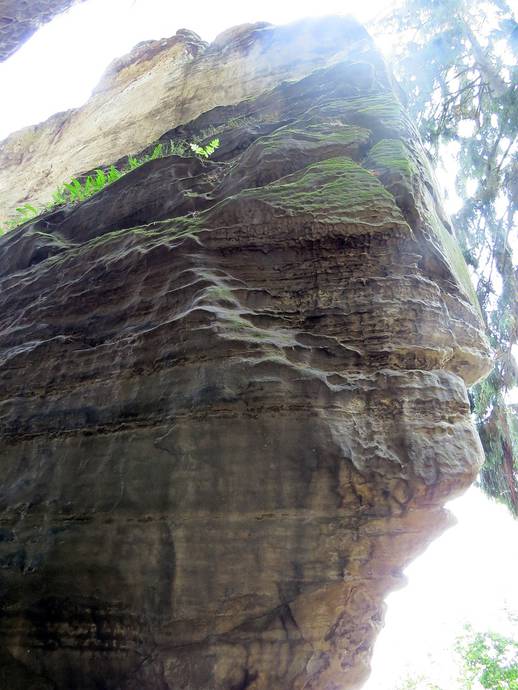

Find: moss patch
[236,156,409,228]
[40,216,203,271]
[262,119,371,150]
[215,308,299,347]
[363,139,480,314]
[425,205,481,315]
[364,139,417,179]
[337,94,417,138]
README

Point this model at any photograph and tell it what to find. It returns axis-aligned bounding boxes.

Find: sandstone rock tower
[0,16,490,690]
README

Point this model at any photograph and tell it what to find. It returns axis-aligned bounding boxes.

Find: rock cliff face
[0,0,86,61]
[2,17,392,222]
[0,16,491,690]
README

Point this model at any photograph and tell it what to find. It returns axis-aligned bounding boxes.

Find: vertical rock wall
[0,18,490,690]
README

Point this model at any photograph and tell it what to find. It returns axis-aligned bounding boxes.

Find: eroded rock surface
[0,17,490,690]
[0,0,86,61]
[1,16,384,222]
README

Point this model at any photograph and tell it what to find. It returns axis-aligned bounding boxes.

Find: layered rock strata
[0,17,490,690]
[2,16,389,221]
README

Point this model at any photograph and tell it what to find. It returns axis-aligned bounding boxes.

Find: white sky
[0,2,517,688]
[0,0,396,142]
[8,0,518,140]
[363,486,518,689]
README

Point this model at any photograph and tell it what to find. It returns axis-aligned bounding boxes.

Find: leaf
[107,165,121,183]
[189,138,220,158]
[189,142,208,157]
[95,169,107,189]
[150,143,163,160]
[52,187,66,206]
[84,176,95,197]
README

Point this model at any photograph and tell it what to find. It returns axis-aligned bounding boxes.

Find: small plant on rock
[0,136,221,235]
[190,138,220,159]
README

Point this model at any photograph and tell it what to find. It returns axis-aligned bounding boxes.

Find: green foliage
[386,0,518,516]
[478,400,518,517]
[189,138,220,159]
[150,143,164,159]
[168,139,187,156]
[18,203,38,217]
[107,165,122,183]
[457,626,518,689]
[63,178,86,203]
[0,136,219,235]
[0,203,39,234]
[392,626,518,690]
[14,203,38,222]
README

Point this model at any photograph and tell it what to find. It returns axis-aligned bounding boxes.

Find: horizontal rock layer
[1,16,385,222]
[0,17,491,690]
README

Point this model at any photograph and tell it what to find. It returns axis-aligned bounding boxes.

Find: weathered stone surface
[0,16,382,223]
[0,17,491,690]
[0,0,86,61]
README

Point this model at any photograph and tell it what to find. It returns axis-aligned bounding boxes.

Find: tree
[382,0,518,515]
[392,627,518,689]
[457,626,518,689]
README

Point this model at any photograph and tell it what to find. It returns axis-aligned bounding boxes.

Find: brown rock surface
[0,0,86,61]
[1,16,379,223]
[0,17,491,690]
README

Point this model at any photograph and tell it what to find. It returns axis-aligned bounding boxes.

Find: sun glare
[0,0,396,141]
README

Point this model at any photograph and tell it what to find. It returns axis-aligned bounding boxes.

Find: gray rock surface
[0,17,491,690]
[0,0,85,61]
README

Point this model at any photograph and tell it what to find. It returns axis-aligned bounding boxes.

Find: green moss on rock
[237,156,410,228]
[262,120,371,150]
[425,205,481,315]
[364,139,417,179]
[366,140,480,313]
[338,94,417,137]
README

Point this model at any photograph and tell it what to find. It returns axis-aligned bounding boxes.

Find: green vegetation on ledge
[238,155,409,228]
[0,138,220,236]
[365,138,481,314]
[365,138,417,179]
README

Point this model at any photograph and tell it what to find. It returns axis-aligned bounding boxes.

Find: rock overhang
[0,15,491,690]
